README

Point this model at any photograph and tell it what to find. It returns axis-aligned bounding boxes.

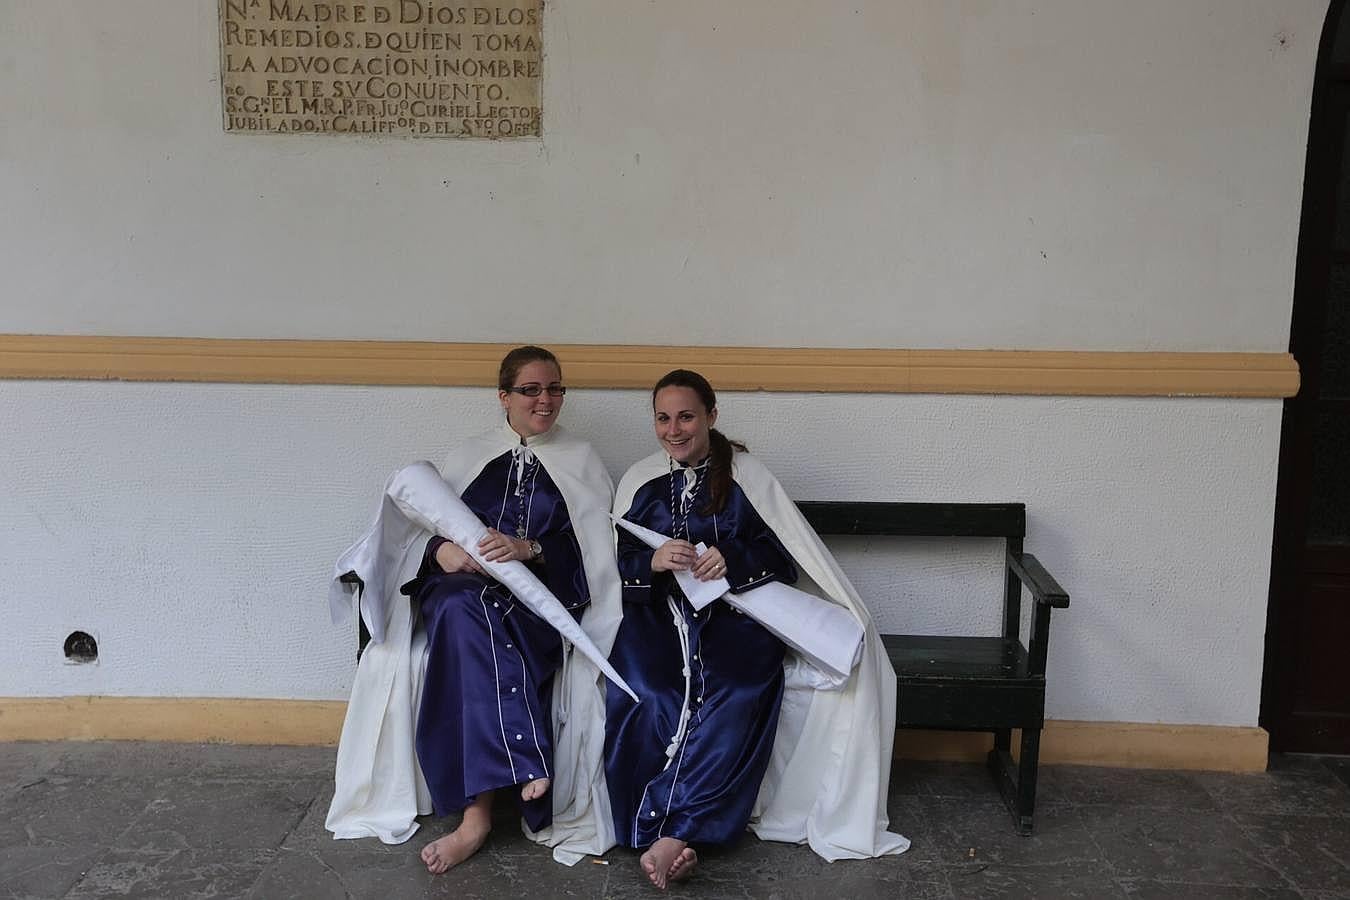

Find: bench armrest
[1006,551,1069,608]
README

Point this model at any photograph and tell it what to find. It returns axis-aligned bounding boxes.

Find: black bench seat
[798,501,1070,835]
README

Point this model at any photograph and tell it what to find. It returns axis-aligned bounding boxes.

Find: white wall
[0,0,1325,349]
[0,0,1323,729]
[0,381,1280,727]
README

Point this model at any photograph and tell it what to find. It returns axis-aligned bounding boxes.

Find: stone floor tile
[759,876,954,900]
[1194,767,1350,819]
[64,848,275,900]
[278,847,612,900]
[0,775,151,849]
[603,871,952,900]
[188,743,336,781]
[1082,806,1289,888]
[898,796,1097,869]
[1231,811,1350,894]
[1269,753,1341,775]
[250,846,440,899]
[945,861,1130,900]
[1116,880,1304,899]
[1040,765,1216,811]
[113,778,321,853]
[48,742,211,779]
[279,782,336,850]
[908,761,1068,804]
[0,743,60,793]
[1319,757,1350,794]
[0,844,107,900]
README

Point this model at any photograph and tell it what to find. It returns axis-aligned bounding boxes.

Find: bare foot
[639,836,689,890]
[521,777,551,802]
[420,795,491,875]
[667,846,697,883]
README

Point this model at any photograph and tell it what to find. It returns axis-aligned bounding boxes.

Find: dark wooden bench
[797,501,1070,835]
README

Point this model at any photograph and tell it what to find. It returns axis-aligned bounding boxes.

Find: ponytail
[703,427,747,515]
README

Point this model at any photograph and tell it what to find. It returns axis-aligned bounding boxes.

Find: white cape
[326,423,623,865]
[613,449,910,861]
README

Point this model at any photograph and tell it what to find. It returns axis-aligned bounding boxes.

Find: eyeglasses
[506,384,567,397]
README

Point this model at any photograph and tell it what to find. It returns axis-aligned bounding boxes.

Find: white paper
[610,515,730,610]
[611,515,863,681]
[722,582,863,683]
[388,462,639,702]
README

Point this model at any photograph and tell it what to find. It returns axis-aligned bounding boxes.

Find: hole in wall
[63,631,98,664]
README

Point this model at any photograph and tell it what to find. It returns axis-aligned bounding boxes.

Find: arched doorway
[1261,0,1350,753]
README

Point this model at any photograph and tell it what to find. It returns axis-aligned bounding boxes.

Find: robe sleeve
[398,535,451,596]
[536,528,590,612]
[719,497,798,594]
[616,522,664,605]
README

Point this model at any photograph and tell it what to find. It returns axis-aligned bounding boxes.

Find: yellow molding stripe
[0,334,1299,398]
[0,697,1268,772]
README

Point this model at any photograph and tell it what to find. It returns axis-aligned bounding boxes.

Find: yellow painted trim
[0,698,1269,771]
[0,334,1299,398]
[895,720,1270,772]
[0,697,345,746]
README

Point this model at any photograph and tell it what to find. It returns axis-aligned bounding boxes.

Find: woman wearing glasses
[605,369,908,889]
[328,346,623,874]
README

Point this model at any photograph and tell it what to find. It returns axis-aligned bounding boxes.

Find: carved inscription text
[219,0,542,138]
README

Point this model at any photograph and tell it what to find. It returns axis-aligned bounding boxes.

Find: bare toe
[668,847,697,882]
[640,850,665,889]
[421,821,490,875]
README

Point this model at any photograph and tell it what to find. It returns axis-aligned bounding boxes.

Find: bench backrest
[796,501,1025,540]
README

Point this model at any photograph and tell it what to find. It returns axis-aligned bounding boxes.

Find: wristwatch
[528,539,543,560]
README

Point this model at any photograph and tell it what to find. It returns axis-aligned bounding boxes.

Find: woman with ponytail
[605,370,908,888]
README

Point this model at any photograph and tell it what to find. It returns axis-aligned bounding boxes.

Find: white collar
[501,420,556,449]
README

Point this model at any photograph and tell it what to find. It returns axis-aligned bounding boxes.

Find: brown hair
[652,369,746,515]
[498,345,561,391]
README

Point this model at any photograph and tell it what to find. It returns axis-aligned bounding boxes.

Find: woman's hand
[651,539,697,573]
[478,528,531,563]
[434,540,487,575]
[691,545,728,582]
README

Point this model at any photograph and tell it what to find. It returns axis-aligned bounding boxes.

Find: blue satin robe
[605,466,796,847]
[403,450,589,831]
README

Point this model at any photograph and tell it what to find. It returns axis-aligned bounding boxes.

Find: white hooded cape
[326,423,623,865]
[613,449,910,861]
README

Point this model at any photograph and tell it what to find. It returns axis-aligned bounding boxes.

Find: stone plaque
[219,1,541,138]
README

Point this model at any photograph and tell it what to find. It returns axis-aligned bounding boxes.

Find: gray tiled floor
[3,742,1350,899]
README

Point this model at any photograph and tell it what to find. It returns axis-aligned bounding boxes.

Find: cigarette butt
[591,859,610,865]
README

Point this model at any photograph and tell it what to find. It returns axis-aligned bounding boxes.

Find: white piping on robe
[662,595,694,769]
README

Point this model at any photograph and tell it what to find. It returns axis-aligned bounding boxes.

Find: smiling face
[499,359,564,438]
[653,385,717,464]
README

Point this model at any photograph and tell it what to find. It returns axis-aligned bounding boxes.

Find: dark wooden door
[1262,0,1350,753]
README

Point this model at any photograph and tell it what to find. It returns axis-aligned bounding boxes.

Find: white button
[493,602,500,608]
[505,643,513,649]
[692,654,699,661]
[692,612,699,618]
[528,773,535,779]
[649,811,658,818]
[511,687,518,693]
[515,734,523,740]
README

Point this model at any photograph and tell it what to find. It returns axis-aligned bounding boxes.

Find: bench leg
[993,727,1011,754]
[1014,728,1040,836]
[987,729,1039,836]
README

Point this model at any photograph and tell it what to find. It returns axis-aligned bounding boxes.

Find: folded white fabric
[612,514,863,686]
